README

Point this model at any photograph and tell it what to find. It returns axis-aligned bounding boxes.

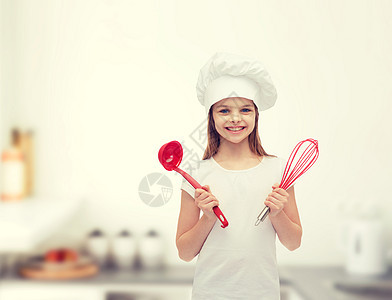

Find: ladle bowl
[158,140,183,171]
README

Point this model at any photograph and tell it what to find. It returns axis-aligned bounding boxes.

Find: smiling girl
[176,52,302,300]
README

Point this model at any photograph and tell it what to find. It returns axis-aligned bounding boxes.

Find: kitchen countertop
[1,264,392,299]
[0,265,195,285]
[280,265,392,300]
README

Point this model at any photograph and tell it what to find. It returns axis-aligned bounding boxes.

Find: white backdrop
[1,0,391,266]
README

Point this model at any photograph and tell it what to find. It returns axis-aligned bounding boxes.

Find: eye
[218,108,251,113]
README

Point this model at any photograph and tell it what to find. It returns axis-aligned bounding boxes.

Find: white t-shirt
[181,155,291,300]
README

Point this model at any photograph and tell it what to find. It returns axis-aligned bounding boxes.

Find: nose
[229,111,242,123]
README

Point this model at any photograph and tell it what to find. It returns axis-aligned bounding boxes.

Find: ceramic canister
[111,230,137,269]
[138,230,165,269]
[344,219,387,276]
[86,229,109,267]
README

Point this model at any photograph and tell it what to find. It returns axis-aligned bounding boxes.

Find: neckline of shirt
[210,155,267,172]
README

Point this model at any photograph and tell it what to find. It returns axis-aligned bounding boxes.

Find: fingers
[204,199,219,210]
[195,185,219,211]
[199,196,219,207]
[195,185,211,196]
[272,182,289,197]
[264,200,279,211]
[195,187,208,198]
[200,185,211,193]
[197,197,219,218]
[265,187,288,215]
[268,189,289,201]
[272,191,287,203]
[195,186,215,202]
[265,197,284,210]
[195,189,206,200]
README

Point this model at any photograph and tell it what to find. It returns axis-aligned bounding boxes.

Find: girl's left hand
[264,182,290,217]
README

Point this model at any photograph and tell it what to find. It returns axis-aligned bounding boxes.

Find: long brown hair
[202,102,276,160]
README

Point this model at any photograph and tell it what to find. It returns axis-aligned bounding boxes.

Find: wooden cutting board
[19,258,99,280]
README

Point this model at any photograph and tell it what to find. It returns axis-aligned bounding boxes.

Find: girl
[176,52,302,300]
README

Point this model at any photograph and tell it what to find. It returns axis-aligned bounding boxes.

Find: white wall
[1,0,392,267]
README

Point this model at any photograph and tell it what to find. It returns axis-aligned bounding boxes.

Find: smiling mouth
[225,127,246,132]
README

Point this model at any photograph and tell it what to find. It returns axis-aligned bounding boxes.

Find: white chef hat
[196,52,277,116]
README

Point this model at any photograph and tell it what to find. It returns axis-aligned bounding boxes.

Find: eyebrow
[216,104,253,109]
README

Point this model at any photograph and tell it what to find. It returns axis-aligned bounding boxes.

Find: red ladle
[158,140,229,228]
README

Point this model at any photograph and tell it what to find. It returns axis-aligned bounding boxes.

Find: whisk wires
[280,138,319,190]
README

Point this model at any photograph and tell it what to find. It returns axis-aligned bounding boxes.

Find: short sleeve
[181,178,195,198]
[180,161,200,198]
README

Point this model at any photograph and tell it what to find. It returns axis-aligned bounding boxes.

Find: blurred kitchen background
[1,0,392,299]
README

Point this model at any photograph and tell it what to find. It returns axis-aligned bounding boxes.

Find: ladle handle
[176,167,229,228]
[212,206,229,228]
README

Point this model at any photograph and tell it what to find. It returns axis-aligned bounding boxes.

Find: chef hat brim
[196,52,277,115]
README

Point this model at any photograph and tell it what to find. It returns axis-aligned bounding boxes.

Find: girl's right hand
[194,185,219,221]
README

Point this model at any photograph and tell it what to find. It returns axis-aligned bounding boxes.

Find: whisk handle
[255,205,270,226]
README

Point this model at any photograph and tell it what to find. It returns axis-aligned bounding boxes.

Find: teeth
[227,127,245,131]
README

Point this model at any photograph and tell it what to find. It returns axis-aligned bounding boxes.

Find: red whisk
[255,138,319,226]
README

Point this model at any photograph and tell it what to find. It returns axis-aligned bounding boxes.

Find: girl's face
[212,97,256,144]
